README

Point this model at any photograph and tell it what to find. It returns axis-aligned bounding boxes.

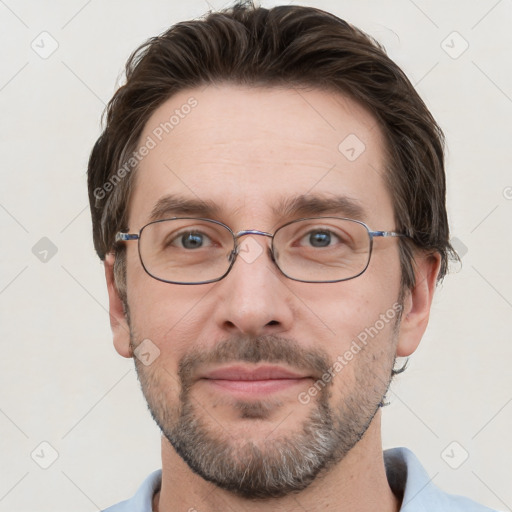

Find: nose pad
[227,235,275,268]
[228,246,238,264]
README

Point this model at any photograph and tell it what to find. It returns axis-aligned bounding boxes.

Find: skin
[104,84,440,512]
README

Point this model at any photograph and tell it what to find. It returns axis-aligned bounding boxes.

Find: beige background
[0,0,511,510]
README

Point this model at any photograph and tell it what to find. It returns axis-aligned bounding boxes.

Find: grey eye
[308,231,332,247]
[181,232,205,249]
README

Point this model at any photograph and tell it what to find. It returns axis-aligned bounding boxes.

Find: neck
[154,411,400,512]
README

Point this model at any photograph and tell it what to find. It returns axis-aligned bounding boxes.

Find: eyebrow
[148,194,221,223]
[147,193,367,225]
[273,194,367,221]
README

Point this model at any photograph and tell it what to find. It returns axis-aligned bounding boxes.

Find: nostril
[266,320,279,326]
[223,320,237,330]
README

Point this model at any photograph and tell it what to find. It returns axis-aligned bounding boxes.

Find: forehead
[127,84,394,229]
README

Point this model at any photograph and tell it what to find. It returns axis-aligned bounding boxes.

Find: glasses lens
[139,219,234,283]
[273,218,371,282]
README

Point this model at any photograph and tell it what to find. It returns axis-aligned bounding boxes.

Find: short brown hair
[87,1,456,304]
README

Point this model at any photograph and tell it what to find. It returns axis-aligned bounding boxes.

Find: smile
[200,365,312,397]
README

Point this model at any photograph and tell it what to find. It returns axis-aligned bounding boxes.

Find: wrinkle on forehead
[129,84,393,231]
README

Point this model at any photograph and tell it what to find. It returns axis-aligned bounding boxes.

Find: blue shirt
[103,447,498,511]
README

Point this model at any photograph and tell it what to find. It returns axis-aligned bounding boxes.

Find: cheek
[126,270,215,365]
[127,247,198,329]
[322,308,400,405]
[293,273,401,347]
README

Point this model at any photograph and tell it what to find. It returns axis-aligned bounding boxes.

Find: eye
[300,229,341,248]
[306,230,334,247]
[171,231,212,249]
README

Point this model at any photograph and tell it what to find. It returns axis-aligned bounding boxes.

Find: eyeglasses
[114,217,408,285]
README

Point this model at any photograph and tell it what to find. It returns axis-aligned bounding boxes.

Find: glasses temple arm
[370,231,409,238]
[115,233,140,242]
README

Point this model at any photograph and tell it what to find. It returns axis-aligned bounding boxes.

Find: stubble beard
[131,319,400,500]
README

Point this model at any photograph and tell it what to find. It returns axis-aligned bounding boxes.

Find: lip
[201,365,308,381]
[199,365,311,397]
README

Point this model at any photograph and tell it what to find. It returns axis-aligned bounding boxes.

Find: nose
[213,234,294,337]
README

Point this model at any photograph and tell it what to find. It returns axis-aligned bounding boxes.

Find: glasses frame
[114,217,409,285]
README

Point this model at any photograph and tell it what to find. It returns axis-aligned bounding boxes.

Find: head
[88,1,455,500]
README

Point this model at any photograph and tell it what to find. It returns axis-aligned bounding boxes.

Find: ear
[104,252,132,358]
[396,251,441,357]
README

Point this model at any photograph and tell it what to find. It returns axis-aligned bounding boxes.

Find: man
[87,2,496,511]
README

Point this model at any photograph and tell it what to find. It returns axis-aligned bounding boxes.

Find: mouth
[199,364,312,397]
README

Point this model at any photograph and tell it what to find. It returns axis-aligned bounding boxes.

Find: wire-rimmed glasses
[115,217,408,285]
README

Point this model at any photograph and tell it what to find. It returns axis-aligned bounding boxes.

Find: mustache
[178,334,331,387]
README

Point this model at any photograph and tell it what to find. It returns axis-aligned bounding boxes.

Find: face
[119,85,407,498]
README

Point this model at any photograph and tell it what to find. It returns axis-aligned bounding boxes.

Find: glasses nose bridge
[233,229,274,243]
[229,229,274,264]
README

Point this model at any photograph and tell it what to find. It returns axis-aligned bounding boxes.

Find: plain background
[0,0,511,510]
